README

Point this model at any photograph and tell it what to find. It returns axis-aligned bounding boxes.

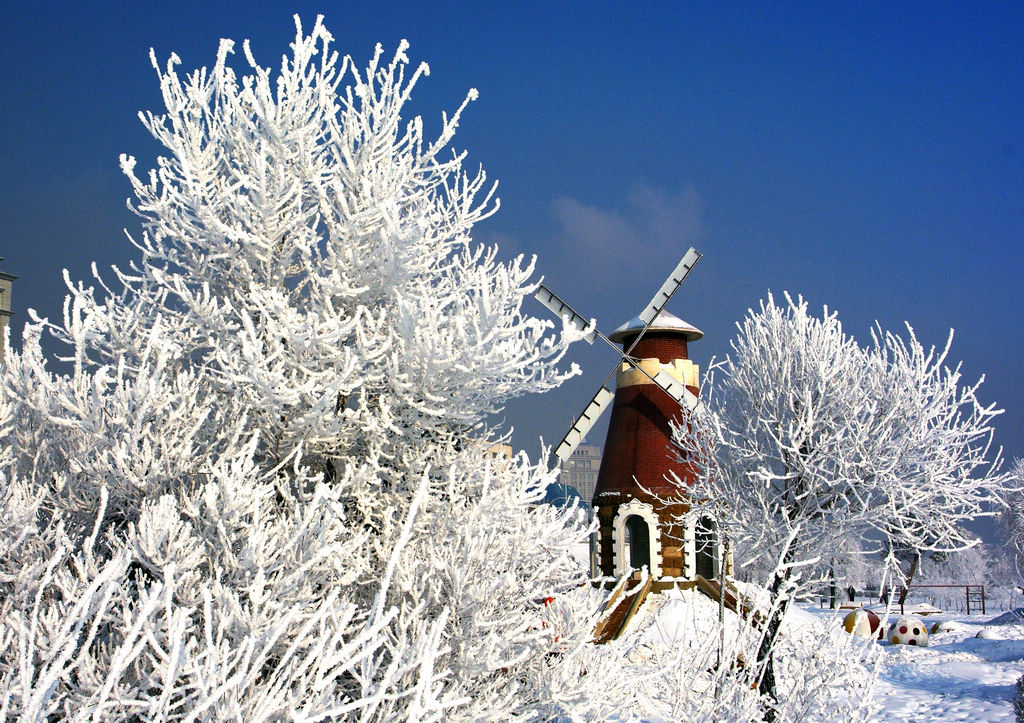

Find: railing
[821,584,987,615]
[890,584,986,615]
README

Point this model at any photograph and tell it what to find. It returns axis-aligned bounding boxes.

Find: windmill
[536,247,721,587]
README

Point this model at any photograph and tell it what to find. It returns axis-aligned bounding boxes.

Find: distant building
[486,443,513,462]
[559,441,602,502]
[0,258,14,357]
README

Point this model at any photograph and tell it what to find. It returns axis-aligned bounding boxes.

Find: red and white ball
[842,609,881,638]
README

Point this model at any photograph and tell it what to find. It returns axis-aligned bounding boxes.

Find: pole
[717,533,728,674]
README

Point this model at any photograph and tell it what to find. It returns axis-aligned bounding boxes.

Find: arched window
[611,500,663,577]
[624,515,651,571]
[695,516,718,580]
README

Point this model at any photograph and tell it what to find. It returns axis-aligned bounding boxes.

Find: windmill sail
[649,369,700,411]
[637,248,702,327]
[554,386,614,462]
[535,285,598,344]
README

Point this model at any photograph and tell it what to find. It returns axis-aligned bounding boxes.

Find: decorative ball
[888,616,929,646]
[975,627,999,640]
[842,609,881,638]
[931,620,962,635]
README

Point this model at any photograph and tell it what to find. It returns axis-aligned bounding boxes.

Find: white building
[0,258,15,357]
[559,441,602,503]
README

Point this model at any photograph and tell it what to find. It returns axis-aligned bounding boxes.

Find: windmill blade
[554,386,615,462]
[637,248,702,326]
[648,368,701,412]
[535,284,598,344]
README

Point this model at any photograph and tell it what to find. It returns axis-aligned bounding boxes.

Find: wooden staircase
[593,573,654,643]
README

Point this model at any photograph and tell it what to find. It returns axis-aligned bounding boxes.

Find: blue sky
[2,2,1022,502]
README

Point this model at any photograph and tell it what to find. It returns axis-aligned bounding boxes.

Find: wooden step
[594,573,654,643]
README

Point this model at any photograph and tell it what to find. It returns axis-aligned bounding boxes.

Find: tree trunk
[828,562,836,609]
[757,567,791,722]
[897,549,921,610]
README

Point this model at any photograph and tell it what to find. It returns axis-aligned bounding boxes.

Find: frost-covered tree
[676,292,1007,717]
[0,16,642,720]
[1002,459,1024,562]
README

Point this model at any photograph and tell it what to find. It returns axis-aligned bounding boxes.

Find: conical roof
[608,309,703,343]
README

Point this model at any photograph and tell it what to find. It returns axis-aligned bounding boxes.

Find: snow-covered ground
[806,605,1024,721]
[611,589,1024,721]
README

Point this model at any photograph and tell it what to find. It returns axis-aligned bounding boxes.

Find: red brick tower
[592,310,719,583]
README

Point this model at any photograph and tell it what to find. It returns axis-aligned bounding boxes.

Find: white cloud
[548,184,705,279]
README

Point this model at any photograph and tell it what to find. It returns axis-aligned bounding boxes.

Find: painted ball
[887,615,929,647]
[842,609,881,638]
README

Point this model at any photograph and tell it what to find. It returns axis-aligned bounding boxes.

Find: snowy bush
[610,589,879,722]
[1015,672,1024,722]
